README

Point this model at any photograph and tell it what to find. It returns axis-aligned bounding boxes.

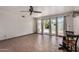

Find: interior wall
[73,16,79,34]
[0,7,35,40]
[66,14,73,31]
[73,16,79,48]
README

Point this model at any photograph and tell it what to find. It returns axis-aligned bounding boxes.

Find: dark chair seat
[63,39,76,46]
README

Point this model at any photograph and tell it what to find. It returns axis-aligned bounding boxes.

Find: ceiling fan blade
[33,11,42,13]
[20,11,27,12]
[20,11,29,12]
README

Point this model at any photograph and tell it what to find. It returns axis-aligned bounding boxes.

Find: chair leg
[75,45,77,52]
[71,46,72,52]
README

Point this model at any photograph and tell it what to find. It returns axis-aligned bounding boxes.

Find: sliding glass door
[37,19,42,33]
[51,18,56,35]
[57,16,64,36]
[36,16,65,36]
[43,20,50,34]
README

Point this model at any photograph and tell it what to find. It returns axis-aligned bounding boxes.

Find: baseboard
[0,33,35,41]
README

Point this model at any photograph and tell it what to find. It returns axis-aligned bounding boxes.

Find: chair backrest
[66,31,74,35]
[66,31,74,40]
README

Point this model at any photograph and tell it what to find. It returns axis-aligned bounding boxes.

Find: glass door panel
[57,16,64,36]
[43,20,50,34]
[51,18,56,35]
[36,16,65,36]
[37,20,42,33]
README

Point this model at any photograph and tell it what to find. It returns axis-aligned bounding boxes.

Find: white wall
[73,16,79,34]
[73,16,79,48]
[66,14,73,31]
[0,7,35,40]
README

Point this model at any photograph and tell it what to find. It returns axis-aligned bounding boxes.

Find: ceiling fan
[20,6,42,15]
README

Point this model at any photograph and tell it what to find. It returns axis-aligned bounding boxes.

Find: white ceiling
[34,6,79,17]
[0,6,29,12]
[0,6,79,17]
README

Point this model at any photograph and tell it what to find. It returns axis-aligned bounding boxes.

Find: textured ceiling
[34,6,79,17]
[0,6,79,17]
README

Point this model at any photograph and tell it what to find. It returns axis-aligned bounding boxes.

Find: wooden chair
[63,31,79,52]
[65,35,79,52]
